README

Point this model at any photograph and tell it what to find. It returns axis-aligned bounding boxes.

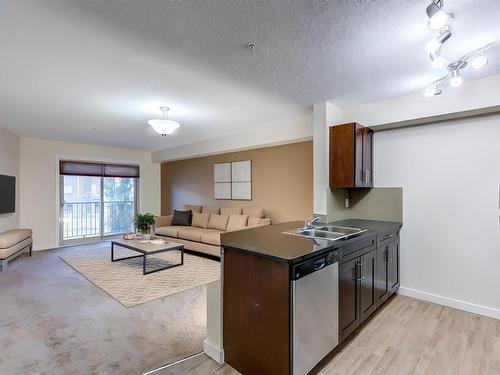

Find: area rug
[59,245,220,307]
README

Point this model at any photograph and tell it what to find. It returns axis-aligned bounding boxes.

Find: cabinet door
[362,128,374,187]
[375,245,390,306]
[359,250,377,323]
[355,124,364,187]
[339,258,359,341]
[388,240,400,293]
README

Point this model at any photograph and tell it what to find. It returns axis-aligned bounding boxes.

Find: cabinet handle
[355,261,362,281]
[384,233,396,240]
[388,247,393,263]
[361,261,366,280]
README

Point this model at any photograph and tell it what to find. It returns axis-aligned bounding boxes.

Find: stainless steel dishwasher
[292,249,339,375]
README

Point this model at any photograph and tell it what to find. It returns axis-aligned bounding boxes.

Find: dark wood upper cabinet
[329,123,374,188]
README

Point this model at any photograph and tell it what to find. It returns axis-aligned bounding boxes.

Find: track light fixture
[423,1,494,97]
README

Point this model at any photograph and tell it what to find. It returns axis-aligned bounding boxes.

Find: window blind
[59,161,140,178]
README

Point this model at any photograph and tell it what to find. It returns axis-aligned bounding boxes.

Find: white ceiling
[0,0,499,151]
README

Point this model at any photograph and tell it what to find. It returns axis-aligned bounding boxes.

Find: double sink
[284,225,367,241]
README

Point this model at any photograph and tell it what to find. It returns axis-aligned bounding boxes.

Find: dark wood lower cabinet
[340,236,400,343]
[339,249,377,341]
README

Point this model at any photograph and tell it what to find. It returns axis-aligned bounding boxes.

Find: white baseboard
[203,339,224,364]
[399,287,500,320]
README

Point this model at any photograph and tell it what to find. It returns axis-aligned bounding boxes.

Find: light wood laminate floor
[154,294,500,375]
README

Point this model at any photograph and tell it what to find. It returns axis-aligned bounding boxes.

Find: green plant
[134,213,156,234]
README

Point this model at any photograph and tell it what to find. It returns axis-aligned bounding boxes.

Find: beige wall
[0,128,20,232]
[20,137,161,250]
[161,141,313,224]
[328,187,403,222]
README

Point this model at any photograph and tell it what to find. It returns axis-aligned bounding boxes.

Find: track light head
[426,1,450,30]
[426,30,452,53]
[429,50,446,69]
[424,84,443,97]
[450,69,462,87]
[471,54,488,69]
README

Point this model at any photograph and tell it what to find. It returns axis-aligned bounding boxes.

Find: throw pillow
[171,210,192,226]
[226,214,249,231]
[207,214,230,231]
[192,212,210,228]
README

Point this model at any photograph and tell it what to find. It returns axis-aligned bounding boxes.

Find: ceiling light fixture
[426,30,452,53]
[429,50,446,69]
[450,69,462,87]
[471,53,488,69]
[148,107,180,136]
[426,0,451,30]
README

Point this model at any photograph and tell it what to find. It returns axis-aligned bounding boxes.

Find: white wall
[375,116,500,316]
[20,137,161,250]
[312,102,343,215]
[0,128,20,232]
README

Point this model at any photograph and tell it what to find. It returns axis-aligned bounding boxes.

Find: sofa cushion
[178,228,219,242]
[208,214,229,231]
[201,231,222,246]
[155,226,186,238]
[171,210,192,226]
[192,212,210,228]
[0,229,33,249]
[221,207,242,215]
[226,214,249,231]
[202,206,220,215]
[184,204,202,213]
[242,207,264,218]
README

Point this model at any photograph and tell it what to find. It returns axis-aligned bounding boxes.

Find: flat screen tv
[0,174,15,214]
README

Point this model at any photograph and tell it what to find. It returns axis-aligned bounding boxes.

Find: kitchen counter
[221,218,402,264]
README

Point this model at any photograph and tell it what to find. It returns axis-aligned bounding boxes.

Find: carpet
[59,244,220,307]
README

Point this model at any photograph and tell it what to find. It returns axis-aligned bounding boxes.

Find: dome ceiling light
[148,107,180,136]
[422,1,494,97]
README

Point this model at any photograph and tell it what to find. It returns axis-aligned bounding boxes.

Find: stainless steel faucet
[304,216,320,229]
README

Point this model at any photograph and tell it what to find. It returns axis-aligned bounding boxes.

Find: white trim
[142,352,205,374]
[399,287,500,320]
[203,339,224,364]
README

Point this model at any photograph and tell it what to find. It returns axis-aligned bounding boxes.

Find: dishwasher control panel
[292,250,339,281]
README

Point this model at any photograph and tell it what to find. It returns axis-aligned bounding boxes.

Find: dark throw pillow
[171,210,192,226]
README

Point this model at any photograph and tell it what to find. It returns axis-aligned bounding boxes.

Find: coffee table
[111,238,184,275]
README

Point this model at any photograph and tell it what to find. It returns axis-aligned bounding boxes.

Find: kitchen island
[220,219,402,375]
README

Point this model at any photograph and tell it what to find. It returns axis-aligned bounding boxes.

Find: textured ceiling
[0,0,499,150]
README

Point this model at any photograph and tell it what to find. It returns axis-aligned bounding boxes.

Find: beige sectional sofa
[154,205,271,258]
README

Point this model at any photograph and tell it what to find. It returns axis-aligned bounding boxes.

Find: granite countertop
[220,219,402,264]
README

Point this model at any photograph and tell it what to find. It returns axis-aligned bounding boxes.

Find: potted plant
[134,213,156,240]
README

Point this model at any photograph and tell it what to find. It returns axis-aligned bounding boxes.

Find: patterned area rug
[60,244,220,307]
